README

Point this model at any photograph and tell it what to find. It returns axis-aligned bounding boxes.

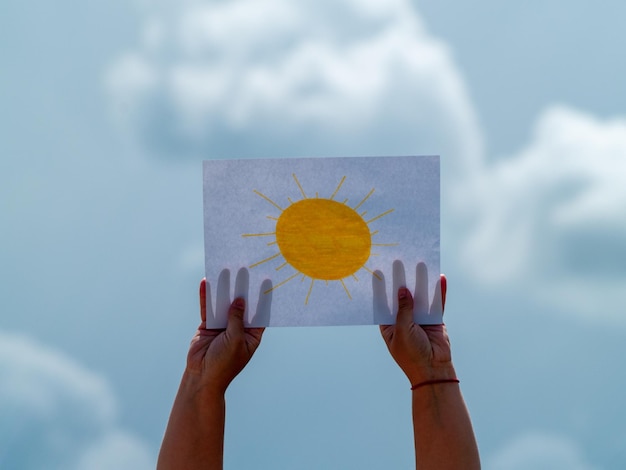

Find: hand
[158,270,272,469]
[186,270,271,395]
[378,261,455,385]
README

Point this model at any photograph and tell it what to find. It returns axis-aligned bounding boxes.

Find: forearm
[158,373,226,470]
[412,376,480,470]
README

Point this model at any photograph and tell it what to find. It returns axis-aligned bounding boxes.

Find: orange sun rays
[243,174,397,304]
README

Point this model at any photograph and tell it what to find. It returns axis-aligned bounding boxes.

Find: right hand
[186,279,266,395]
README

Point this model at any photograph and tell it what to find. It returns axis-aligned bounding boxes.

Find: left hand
[379,282,453,385]
[375,261,454,384]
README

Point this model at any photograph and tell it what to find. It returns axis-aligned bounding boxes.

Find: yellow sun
[244,174,396,304]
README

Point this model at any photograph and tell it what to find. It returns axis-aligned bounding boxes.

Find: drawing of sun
[243,174,397,304]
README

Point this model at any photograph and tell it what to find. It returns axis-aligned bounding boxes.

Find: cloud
[107,1,626,324]
[106,0,483,181]
[0,332,154,470]
[459,106,626,321]
[486,432,599,470]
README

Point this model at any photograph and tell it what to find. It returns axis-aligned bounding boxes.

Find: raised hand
[187,268,272,394]
[375,260,455,384]
[158,269,272,470]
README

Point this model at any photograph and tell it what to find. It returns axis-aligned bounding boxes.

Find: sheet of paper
[203,156,440,327]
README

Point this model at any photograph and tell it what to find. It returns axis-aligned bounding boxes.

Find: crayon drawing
[203,156,440,328]
[243,174,397,304]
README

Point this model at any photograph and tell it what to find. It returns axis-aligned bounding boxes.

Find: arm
[157,279,264,470]
[380,277,480,469]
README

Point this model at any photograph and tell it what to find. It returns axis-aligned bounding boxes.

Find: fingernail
[234,298,245,309]
[398,287,407,299]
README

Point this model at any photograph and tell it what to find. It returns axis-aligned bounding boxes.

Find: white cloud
[486,432,599,470]
[0,332,154,470]
[107,1,626,324]
[459,106,626,321]
[106,0,483,182]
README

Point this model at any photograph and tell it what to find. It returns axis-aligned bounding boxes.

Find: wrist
[179,371,227,408]
[405,362,457,386]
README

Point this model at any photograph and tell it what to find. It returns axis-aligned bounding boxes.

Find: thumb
[396,287,414,327]
[226,297,246,337]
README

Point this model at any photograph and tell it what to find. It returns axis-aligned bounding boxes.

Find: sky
[1,0,625,468]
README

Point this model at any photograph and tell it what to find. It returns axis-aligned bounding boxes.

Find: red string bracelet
[411,378,460,391]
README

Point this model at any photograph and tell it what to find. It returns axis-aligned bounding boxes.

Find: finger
[414,262,429,317]
[246,327,265,346]
[392,260,406,318]
[205,279,216,327]
[216,268,231,326]
[379,324,393,345]
[252,279,273,327]
[226,297,246,338]
[429,277,443,320]
[440,274,447,313]
[396,287,414,328]
[372,269,391,323]
[200,278,207,323]
[234,267,250,323]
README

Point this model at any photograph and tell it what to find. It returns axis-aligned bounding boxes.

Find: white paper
[203,156,440,327]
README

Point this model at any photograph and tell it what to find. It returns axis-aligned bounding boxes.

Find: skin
[380,276,481,469]
[158,275,480,469]
[157,279,264,470]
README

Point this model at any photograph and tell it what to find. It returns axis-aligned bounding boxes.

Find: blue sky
[2,0,626,468]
